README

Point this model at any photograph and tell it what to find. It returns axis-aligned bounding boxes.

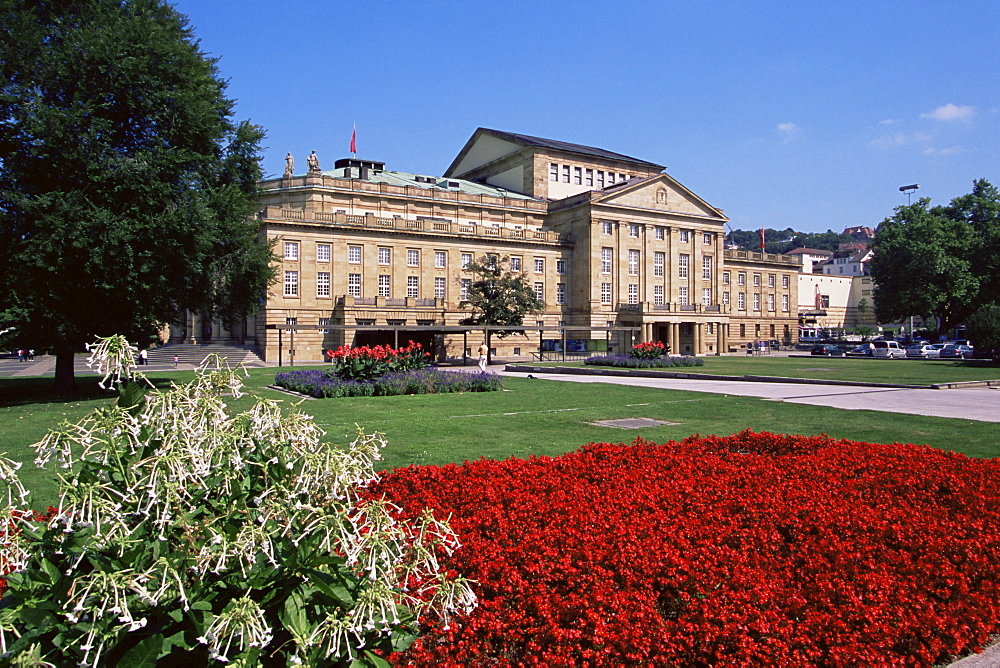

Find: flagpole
[351,122,357,159]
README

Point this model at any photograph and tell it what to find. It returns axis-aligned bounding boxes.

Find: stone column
[717,323,727,355]
[693,323,703,355]
[670,322,680,353]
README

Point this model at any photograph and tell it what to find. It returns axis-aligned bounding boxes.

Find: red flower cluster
[630,340,667,359]
[325,341,430,381]
[0,507,58,596]
[371,431,1000,665]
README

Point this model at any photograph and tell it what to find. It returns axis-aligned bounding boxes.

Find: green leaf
[189,600,213,611]
[117,381,147,412]
[117,635,163,668]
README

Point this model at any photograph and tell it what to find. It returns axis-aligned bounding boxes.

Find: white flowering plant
[0,354,475,666]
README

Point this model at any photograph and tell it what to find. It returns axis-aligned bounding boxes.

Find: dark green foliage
[0,0,276,392]
[460,255,543,357]
[869,180,1000,335]
[965,304,1000,358]
[726,228,854,254]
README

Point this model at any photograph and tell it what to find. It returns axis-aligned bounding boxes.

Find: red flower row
[370,431,1000,666]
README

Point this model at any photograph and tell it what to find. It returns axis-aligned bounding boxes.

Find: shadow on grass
[949,359,1000,369]
[0,376,178,407]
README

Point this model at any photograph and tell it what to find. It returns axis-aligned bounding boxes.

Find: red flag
[350,125,357,154]
[760,226,766,250]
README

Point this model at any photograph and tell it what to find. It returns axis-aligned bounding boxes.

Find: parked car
[926,343,947,358]
[940,344,975,359]
[872,340,905,359]
[905,344,937,359]
[846,345,873,357]
[811,344,845,357]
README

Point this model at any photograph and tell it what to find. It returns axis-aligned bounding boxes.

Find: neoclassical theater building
[172,128,800,362]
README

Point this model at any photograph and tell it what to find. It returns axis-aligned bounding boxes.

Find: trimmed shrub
[276,368,503,398]
[584,354,705,369]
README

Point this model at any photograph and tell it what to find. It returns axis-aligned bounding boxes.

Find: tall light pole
[899,184,919,205]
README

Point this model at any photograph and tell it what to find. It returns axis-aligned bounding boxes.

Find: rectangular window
[723,271,730,285]
[602,221,613,235]
[348,273,361,297]
[738,292,745,310]
[534,281,544,302]
[318,317,329,334]
[435,251,446,269]
[723,291,730,306]
[753,293,761,311]
[434,276,445,299]
[601,248,612,274]
[679,230,690,243]
[782,294,789,311]
[534,258,544,273]
[284,241,299,260]
[782,275,789,289]
[407,249,419,267]
[738,272,746,286]
[679,254,689,279]
[317,244,331,262]
[768,274,775,288]
[678,286,688,306]
[654,285,664,305]
[510,256,522,272]
[655,227,665,240]
[461,252,472,269]
[556,259,566,274]
[753,273,761,287]
[607,172,616,185]
[460,278,471,301]
[378,275,390,297]
[768,293,775,311]
[628,249,640,276]
[317,272,331,297]
[562,165,570,183]
[703,256,712,280]
[282,271,299,298]
[601,282,612,304]
[348,245,361,263]
[407,276,418,298]
[628,284,638,304]
[596,171,605,188]
[702,288,711,306]
[378,247,391,265]
[585,169,593,186]
[549,163,558,181]
[573,166,582,185]
[654,251,664,277]
[629,224,639,238]
[703,232,712,245]
[556,282,566,305]
[285,317,297,333]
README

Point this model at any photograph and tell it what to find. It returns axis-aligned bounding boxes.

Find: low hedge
[274,367,502,398]
[584,354,705,369]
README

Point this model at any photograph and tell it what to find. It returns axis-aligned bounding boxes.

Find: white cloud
[923,146,967,156]
[920,103,976,122]
[776,122,801,142]
[870,132,932,149]
[879,118,901,125]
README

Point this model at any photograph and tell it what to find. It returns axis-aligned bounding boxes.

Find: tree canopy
[869,179,1000,336]
[0,0,275,392]
[460,255,543,354]
[726,227,856,254]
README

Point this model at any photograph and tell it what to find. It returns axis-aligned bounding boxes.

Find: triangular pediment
[593,174,727,221]
[445,129,525,178]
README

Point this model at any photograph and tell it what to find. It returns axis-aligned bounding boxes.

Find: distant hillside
[726,228,855,254]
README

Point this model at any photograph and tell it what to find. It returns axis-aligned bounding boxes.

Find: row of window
[722,272,790,289]
[599,222,713,245]
[602,250,714,280]
[721,292,790,312]
[550,163,629,188]
[284,241,567,274]
[284,270,567,304]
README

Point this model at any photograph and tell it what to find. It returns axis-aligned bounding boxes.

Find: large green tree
[869,180,1000,337]
[0,0,275,393]
[460,255,543,360]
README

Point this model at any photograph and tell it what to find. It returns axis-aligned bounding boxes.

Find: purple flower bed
[584,354,705,369]
[275,367,502,398]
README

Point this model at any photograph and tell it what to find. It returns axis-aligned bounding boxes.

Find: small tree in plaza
[0,339,475,665]
[460,255,543,360]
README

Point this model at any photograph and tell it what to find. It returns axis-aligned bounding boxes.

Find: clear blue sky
[172,0,999,234]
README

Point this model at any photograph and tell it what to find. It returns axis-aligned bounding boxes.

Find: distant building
[820,248,873,277]
[783,247,832,273]
[843,226,875,241]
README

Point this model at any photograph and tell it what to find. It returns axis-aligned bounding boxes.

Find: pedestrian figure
[17,349,24,362]
[172,355,178,368]
[478,341,489,372]
[139,349,148,366]
[28,349,34,361]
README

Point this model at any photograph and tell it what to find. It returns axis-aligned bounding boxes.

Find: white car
[873,340,905,359]
[905,344,937,359]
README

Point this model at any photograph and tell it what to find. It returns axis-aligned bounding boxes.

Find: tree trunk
[486,329,492,365]
[53,346,78,395]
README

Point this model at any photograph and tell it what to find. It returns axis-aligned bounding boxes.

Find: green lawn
[530,355,1000,386]
[3,367,996,508]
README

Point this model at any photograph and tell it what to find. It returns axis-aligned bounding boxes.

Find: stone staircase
[145,343,266,367]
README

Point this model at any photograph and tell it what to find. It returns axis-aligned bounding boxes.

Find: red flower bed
[370,431,1000,666]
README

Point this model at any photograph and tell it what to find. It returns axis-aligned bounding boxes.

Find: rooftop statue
[306,150,320,174]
